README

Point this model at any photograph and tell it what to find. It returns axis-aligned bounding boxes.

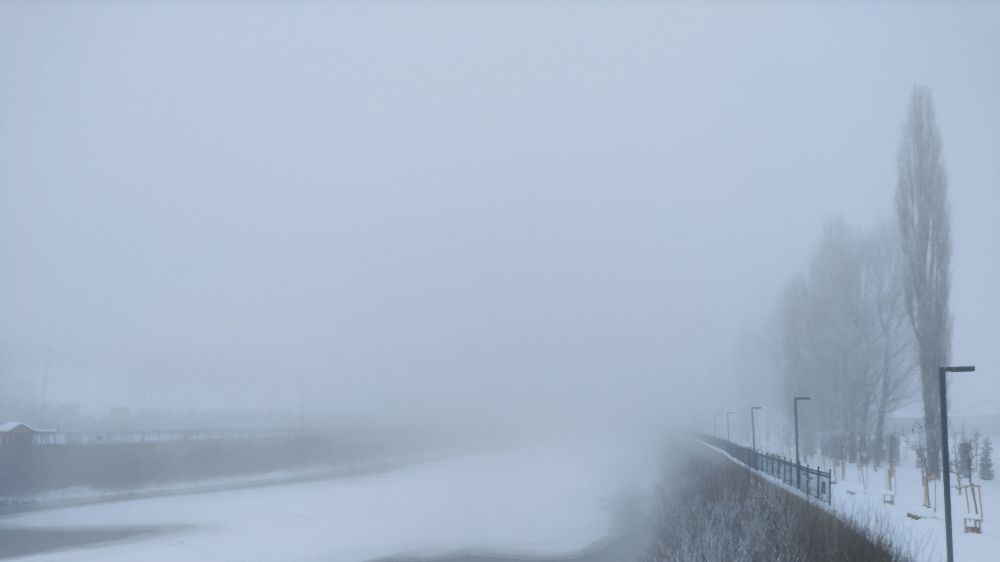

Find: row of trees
[904,425,995,482]
[777,218,916,467]
[752,87,956,479]
[954,432,995,483]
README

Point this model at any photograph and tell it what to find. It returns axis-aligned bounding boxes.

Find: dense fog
[3,2,994,434]
[0,2,998,560]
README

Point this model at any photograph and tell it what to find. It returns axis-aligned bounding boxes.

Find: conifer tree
[980,437,995,481]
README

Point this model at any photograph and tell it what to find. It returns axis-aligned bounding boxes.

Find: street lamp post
[794,396,811,490]
[750,406,762,452]
[726,411,734,442]
[939,365,975,562]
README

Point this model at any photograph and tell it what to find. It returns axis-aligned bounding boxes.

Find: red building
[0,422,46,446]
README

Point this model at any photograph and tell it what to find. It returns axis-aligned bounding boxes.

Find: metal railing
[695,433,832,504]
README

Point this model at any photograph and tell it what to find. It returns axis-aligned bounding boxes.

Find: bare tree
[778,218,880,461]
[862,222,918,467]
[773,218,918,465]
[895,86,952,478]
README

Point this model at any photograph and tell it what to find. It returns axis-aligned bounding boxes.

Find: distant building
[0,422,53,446]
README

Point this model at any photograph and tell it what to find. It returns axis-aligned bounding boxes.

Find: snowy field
[828,452,999,562]
[0,440,660,562]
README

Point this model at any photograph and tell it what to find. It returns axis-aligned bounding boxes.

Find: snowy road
[0,441,659,562]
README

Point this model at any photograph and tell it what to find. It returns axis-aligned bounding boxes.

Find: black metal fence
[696,433,832,504]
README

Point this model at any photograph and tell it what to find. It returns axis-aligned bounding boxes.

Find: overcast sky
[1,1,997,427]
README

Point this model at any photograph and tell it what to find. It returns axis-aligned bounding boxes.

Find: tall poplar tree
[895,86,952,479]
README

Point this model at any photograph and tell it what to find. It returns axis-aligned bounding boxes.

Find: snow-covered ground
[3,455,435,510]
[0,440,660,562]
[828,452,999,562]
[720,434,999,561]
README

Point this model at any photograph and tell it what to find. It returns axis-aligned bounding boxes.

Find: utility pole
[939,365,975,562]
[726,411,734,441]
[751,406,762,451]
[794,396,811,490]
[298,381,305,434]
[40,349,51,411]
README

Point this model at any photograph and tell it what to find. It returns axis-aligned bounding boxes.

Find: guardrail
[694,433,832,504]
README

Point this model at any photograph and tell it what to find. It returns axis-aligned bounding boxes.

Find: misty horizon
[3,3,995,431]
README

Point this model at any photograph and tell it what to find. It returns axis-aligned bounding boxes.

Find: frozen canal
[0,440,660,562]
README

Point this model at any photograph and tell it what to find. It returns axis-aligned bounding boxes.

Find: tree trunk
[920,356,941,479]
[873,360,891,469]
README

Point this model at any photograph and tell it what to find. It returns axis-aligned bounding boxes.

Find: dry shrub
[646,443,912,562]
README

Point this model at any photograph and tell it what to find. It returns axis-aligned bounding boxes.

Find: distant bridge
[2,427,379,447]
